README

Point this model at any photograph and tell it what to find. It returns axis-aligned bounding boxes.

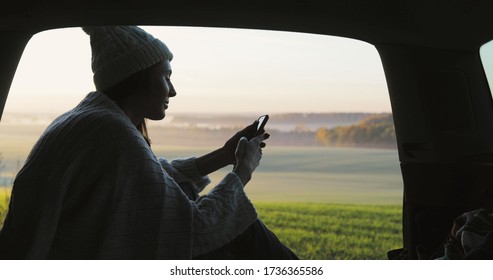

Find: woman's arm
[195,120,265,176]
[195,147,230,176]
[191,134,268,256]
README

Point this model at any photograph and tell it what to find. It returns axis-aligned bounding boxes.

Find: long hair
[102,68,152,146]
[136,120,151,147]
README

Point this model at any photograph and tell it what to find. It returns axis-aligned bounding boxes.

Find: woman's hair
[102,68,152,146]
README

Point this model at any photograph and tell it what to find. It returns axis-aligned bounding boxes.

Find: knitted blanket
[436,208,493,259]
[0,91,257,259]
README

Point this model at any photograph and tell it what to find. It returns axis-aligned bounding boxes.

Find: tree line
[314,113,396,149]
[148,113,397,149]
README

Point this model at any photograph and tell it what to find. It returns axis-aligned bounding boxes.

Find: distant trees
[144,113,398,149]
[0,153,8,228]
[0,153,5,187]
[315,114,396,149]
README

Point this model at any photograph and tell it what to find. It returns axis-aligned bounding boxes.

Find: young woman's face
[142,60,176,120]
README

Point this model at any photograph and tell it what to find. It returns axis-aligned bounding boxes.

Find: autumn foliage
[315,114,396,149]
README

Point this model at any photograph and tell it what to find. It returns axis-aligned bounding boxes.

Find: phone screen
[257,115,269,131]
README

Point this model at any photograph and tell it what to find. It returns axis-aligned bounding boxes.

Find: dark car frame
[2,0,493,259]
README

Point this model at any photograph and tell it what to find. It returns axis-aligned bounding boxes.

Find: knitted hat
[82,26,173,90]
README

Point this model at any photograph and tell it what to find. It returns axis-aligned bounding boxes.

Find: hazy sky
[4,26,391,115]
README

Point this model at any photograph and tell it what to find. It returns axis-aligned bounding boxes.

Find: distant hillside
[151,112,373,132]
[149,126,318,147]
[0,112,397,184]
[314,114,396,149]
[0,112,395,150]
[148,113,396,149]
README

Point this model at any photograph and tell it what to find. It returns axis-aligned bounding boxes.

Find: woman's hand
[233,133,270,186]
[195,121,267,176]
[223,121,266,165]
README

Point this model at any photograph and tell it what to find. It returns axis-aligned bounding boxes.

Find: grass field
[155,146,403,204]
[0,145,403,259]
[1,146,404,204]
[0,189,9,228]
[0,190,401,259]
[256,202,402,259]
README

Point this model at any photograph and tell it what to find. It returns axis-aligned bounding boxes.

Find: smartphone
[257,114,269,132]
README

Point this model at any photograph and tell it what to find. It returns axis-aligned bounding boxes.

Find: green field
[0,189,9,228]
[256,202,401,259]
[0,146,403,259]
[154,146,403,204]
[1,146,404,203]
[0,193,402,259]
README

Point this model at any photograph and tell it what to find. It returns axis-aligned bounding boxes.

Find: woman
[0,26,297,259]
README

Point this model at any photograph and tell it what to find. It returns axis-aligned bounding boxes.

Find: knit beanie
[82,26,173,90]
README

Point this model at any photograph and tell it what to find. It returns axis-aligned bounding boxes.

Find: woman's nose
[169,82,177,97]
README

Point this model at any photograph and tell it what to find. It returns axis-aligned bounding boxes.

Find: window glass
[480,40,493,95]
[0,27,402,259]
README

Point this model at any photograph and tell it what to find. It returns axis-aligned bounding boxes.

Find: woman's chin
[147,111,166,121]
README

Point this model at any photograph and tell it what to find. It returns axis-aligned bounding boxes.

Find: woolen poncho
[0,91,257,259]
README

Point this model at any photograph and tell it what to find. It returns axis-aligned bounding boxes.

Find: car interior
[2,0,493,259]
